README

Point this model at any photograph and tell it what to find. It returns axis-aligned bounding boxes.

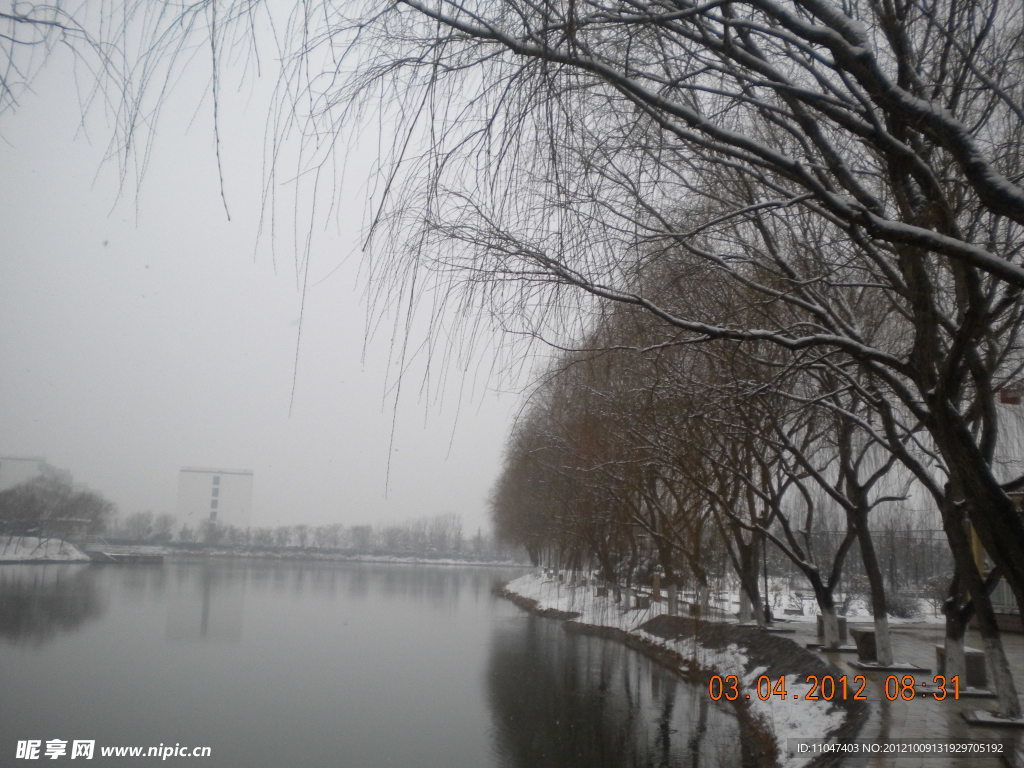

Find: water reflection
[487,616,739,768]
[0,564,105,646]
[166,561,244,642]
[155,559,494,643]
[0,561,740,768]
[157,558,489,604]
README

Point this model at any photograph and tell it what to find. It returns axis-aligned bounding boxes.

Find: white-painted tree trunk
[943,633,966,680]
[820,606,840,649]
[982,635,1023,718]
[873,614,894,666]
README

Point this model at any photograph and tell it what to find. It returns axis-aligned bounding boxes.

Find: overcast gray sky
[0,34,524,533]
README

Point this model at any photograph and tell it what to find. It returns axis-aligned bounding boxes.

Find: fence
[772,528,952,600]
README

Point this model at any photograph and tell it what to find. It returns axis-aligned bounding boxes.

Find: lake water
[0,560,739,767]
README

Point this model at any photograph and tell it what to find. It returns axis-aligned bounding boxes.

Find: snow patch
[0,536,89,562]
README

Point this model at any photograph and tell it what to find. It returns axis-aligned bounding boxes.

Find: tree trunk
[972,587,1021,717]
[736,541,766,626]
[853,512,894,665]
[940,491,1021,717]
[738,590,752,622]
[932,404,1024,621]
[696,581,710,615]
[980,633,1021,718]
[819,606,840,649]
[742,581,767,627]
[815,587,841,649]
[944,626,967,681]
[943,573,968,680]
[872,613,894,667]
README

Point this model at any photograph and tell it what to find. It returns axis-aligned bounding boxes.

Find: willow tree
[262,0,1024,634]
[8,0,1024,716]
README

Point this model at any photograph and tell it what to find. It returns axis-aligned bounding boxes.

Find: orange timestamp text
[707,674,962,702]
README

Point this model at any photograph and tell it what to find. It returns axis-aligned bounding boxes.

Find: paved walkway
[776,619,1024,767]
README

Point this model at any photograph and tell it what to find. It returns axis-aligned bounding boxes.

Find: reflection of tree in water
[161,560,512,613]
[113,562,168,599]
[487,616,735,768]
[234,559,507,607]
[0,565,104,646]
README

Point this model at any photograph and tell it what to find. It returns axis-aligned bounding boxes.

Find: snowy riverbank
[502,572,864,768]
[167,547,531,568]
[0,536,89,563]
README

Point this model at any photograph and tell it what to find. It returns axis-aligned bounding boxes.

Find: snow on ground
[506,572,846,768]
[759,678,846,767]
[0,536,89,562]
[709,576,945,625]
[506,571,670,628]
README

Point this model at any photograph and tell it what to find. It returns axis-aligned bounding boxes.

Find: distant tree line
[0,476,113,549]
[105,510,516,561]
[0,478,516,562]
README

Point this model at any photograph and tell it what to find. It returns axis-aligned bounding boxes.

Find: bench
[850,628,876,662]
[935,645,988,689]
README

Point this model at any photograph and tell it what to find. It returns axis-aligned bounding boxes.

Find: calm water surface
[0,561,739,767]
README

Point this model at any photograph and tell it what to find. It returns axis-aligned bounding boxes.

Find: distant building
[0,456,72,492]
[175,467,253,528]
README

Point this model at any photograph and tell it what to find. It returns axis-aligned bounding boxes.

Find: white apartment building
[175,467,253,528]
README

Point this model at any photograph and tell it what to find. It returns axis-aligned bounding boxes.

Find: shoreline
[166,549,531,568]
[0,543,531,569]
[499,572,867,768]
